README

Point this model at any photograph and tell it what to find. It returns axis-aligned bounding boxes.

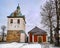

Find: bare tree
[54,0,60,46]
[1,25,6,42]
[40,0,56,44]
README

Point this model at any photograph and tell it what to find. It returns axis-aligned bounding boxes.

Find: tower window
[10,19,13,23]
[17,19,20,24]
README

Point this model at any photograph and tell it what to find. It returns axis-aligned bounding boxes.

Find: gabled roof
[28,27,47,35]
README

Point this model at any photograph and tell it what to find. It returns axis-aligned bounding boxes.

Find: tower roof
[10,4,22,16]
[17,4,20,10]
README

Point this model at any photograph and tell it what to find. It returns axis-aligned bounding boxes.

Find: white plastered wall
[7,18,25,31]
[20,33,25,42]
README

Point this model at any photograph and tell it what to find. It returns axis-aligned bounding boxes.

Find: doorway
[38,36,42,43]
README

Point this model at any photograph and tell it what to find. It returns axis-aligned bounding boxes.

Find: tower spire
[18,3,19,6]
[17,3,20,10]
[10,3,22,16]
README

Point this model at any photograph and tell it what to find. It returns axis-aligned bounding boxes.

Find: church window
[10,19,13,23]
[17,19,20,24]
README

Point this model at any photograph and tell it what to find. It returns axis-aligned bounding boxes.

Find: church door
[38,36,42,43]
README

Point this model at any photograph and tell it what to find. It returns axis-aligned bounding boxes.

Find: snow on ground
[0,42,26,48]
[22,44,41,48]
[0,42,59,48]
[0,42,41,48]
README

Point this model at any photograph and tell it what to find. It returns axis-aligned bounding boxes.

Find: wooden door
[38,36,42,43]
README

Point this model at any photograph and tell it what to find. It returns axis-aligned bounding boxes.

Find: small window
[10,19,13,23]
[17,19,20,24]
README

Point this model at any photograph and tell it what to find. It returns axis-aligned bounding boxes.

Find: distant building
[4,33,7,42]
[6,4,26,42]
[28,27,47,43]
[0,35,2,41]
[0,33,7,42]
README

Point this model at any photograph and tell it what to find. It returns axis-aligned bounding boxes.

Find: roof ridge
[28,26,47,34]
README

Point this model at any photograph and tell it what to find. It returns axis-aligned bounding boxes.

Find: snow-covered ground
[0,42,59,48]
[0,42,41,48]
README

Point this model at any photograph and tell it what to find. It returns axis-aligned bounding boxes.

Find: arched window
[17,19,20,24]
[10,19,13,23]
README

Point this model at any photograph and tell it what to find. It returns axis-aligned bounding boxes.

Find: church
[6,4,26,42]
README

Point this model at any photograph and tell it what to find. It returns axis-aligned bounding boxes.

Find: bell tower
[7,4,26,42]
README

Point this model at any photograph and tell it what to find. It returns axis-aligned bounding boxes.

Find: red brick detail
[43,35,46,42]
[29,33,32,42]
[34,35,37,42]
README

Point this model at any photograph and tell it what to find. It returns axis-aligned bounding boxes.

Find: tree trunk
[50,23,53,43]
[48,4,53,43]
[49,17,53,44]
[55,0,59,46]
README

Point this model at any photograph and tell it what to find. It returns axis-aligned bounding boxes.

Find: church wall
[6,5,26,43]
[6,30,20,42]
[7,18,25,31]
[20,33,26,42]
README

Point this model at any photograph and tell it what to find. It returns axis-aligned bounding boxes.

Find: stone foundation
[6,30,20,42]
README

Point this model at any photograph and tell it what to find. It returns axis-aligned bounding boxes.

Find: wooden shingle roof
[28,27,47,35]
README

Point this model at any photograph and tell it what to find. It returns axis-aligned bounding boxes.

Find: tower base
[6,30,20,42]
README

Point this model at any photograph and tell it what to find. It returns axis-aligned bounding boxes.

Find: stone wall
[6,30,20,42]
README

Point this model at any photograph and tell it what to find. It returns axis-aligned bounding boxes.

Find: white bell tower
[7,4,26,42]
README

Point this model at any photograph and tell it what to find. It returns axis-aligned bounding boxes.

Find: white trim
[32,35,34,43]
[46,36,47,42]
[32,35,38,43]
[28,34,30,42]
[28,35,29,43]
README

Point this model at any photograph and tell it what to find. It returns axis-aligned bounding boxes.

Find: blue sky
[0,0,46,34]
